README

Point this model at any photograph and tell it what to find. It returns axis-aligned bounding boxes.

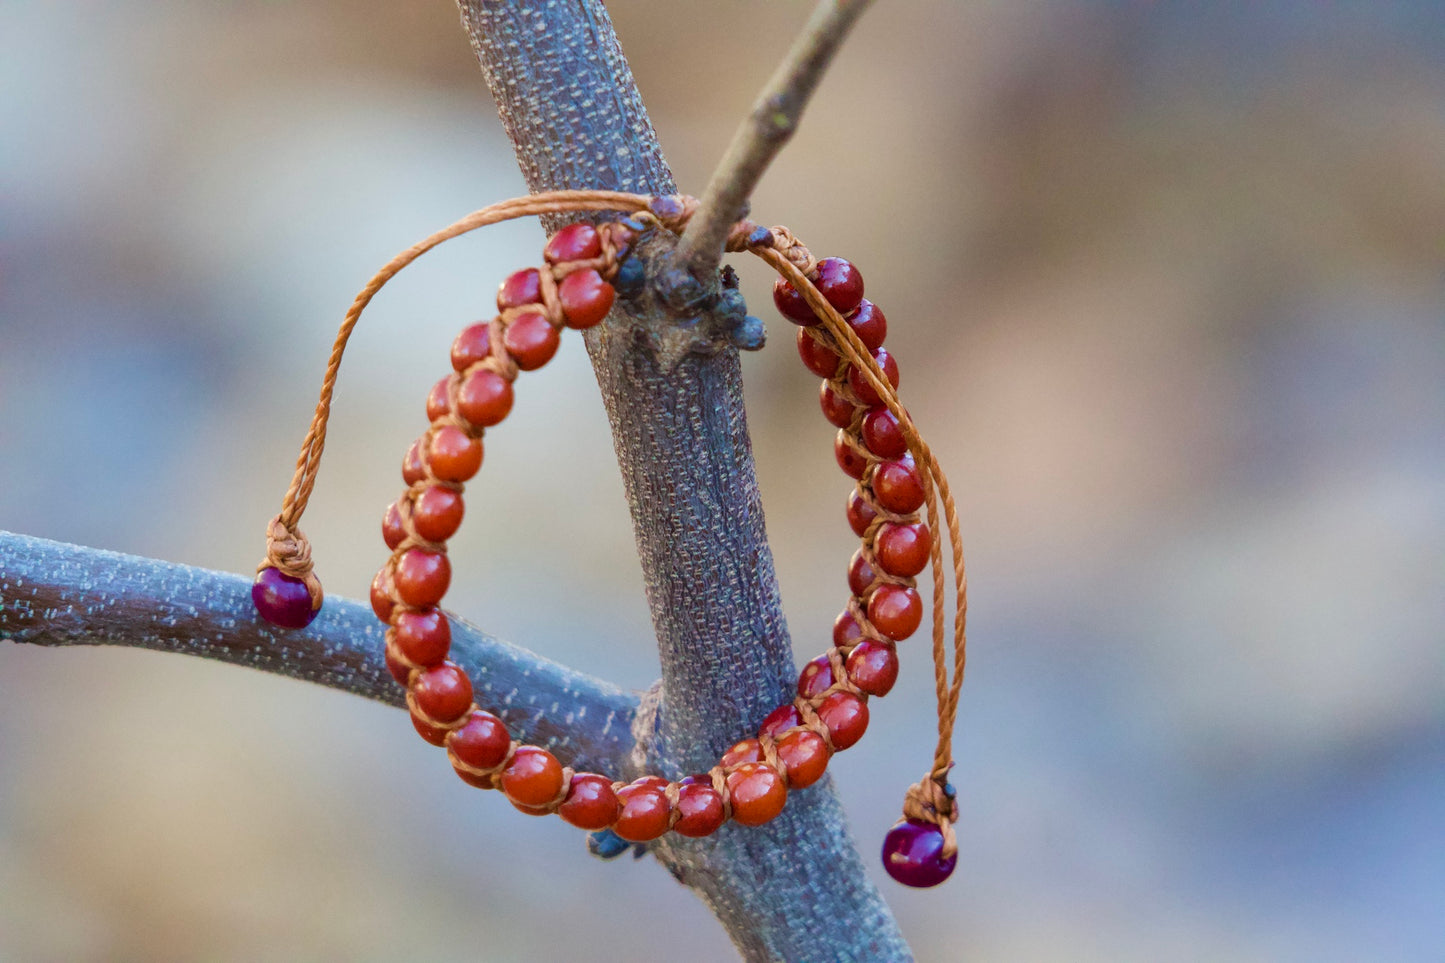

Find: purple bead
[881,818,956,888]
[252,566,317,629]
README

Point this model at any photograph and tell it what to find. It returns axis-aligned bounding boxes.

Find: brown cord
[262,190,967,852]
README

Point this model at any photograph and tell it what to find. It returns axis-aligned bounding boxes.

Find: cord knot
[901,773,959,858]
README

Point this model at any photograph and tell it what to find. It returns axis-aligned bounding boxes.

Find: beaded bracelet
[250,191,968,888]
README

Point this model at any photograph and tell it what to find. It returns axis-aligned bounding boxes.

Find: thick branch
[672,0,875,279]
[0,532,637,775]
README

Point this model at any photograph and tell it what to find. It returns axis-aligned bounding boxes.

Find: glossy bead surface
[426,426,481,483]
[612,784,671,841]
[448,709,511,771]
[411,486,464,543]
[797,655,834,699]
[410,707,451,746]
[833,610,866,648]
[557,269,615,329]
[847,348,900,408]
[412,662,473,724]
[846,639,900,696]
[252,567,316,629]
[848,549,878,598]
[451,322,492,372]
[847,489,878,538]
[776,729,829,789]
[796,328,840,377]
[384,643,412,685]
[817,691,869,750]
[544,223,601,263]
[558,773,620,830]
[503,311,560,370]
[391,608,451,667]
[498,268,540,309]
[820,383,855,428]
[813,257,865,315]
[873,457,926,515]
[673,783,726,838]
[721,738,763,768]
[369,567,395,622]
[393,549,451,607]
[846,298,887,352]
[402,440,426,486]
[760,704,802,739]
[875,521,932,578]
[726,762,787,826]
[882,818,957,887]
[867,584,922,641]
[834,431,869,479]
[456,368,513,427]
[772,275,821,326]
[382,500,406,550]
[861,407,907,459]
[501,746,564,809]
[426,376,452,422]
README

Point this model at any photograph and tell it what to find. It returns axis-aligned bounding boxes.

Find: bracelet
[250,191,968,888]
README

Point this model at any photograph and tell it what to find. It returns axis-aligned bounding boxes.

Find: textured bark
[457,2,911,960]
[0,532,636,775]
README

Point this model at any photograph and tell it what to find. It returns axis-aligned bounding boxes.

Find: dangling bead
[881,818,956,888]
[252,567,317,629]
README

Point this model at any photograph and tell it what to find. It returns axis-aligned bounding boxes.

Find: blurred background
[2,1,1442,960]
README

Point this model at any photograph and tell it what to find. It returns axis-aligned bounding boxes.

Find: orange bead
[390,607,451,667]
[544,223,602,263]
[393,549,450,608]
[817,691,869,750]
[426,375,452,422]
[673,782,726,838]
[451,322,492,372]
[875,521,931,578]
[612,784,671,841]
[411,486,464,543]
[501,745,564,809]
[412,662,473,724]
[448,709,511,771]
[402,440,426,486]
[370,567,395,622]
[558,772,620,830]
[456,368,513,428]
[726,762,786,827]
[721,738,763,768]
[776,729,829,789]
[426,425,482,483]
[867,584,922,640]
[557,269,615,329]
[503,311,560,370]
[497,268,541,310]
[846,639,899,697]
[382,500,406,550]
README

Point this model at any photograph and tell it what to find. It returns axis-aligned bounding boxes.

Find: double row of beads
[368,219,932,855]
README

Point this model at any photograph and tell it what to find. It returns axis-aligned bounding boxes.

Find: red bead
[384,643,412,685]
[612,784,671,841]
[370,567,395,622]
[402,440,426,486]
[760,704,802,739]
[796,328,840,377]
[632,775,670,791]
[817,691,869,750]
[833,610,865,648]
[393,549,450,607]
[382,500,406,550]
[544,223,601,263]
[722,738,763,768]
[451,322,492,372]
[673,782,726,838]
[847,348,900,408]
[820,383,855,428]
[882,818,957,888]
[772,275,821,326]
[501,746,564,809]
[797,654,834,700]
[558,773,620,830]
[873,456,925,515]
[503,311,560,370]
[835,431,869,479]
[251,567,316,629]
[726,762,786,826]
[846,299,887,352]
[848,549,878,598]
[426,376,452,422]
[813,258,865,315]
[456,368,513,427]
[411,707,451,746]
[875,521,932,578]
[776,729,829,789]
[411,486,464,543]
[846,639,900,696]
[448,709,511,771]
[426,426,482,483]
[391,608,451,667]
[557,269,615,329]
[861,407,908,459]
[847,489,878,538]
[498,268,540,310]
[867,584,922,641]
[413,662,473,724]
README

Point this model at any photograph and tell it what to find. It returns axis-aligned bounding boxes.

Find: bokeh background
[2,2,1442,960]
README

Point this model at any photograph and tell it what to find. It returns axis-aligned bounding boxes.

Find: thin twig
[0,531,638,774]
[672,0,875,279]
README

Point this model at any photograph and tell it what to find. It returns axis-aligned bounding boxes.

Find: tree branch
[671,0,875,279]
[0,531,637,775]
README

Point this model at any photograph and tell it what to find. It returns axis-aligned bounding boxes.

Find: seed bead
[846,639,900,697]
[500,746,564,809]
[875,521,932,579]
[451,323,492,372]
[819,383,855,428]
[847,348,901,408]
[411,486,464,543]
[391,608,451,667]
[448,710,511,771]
[558,773,620,830]
[612,783,671,842]
[557,269,615,329]
[392,549,451,608]
[544,223,601,263]
[673,782,727,838]
[798,654,834,699]
[861,407,908,459]
[498,268,541,310]
[427,426,482,483]
[426,376,451,421]
[775,729,830,789]
[726,762,787,826]
[382,501,406,550]
[834,431,869,479]
[867,584,922,640]
[817,691,869,751]
[412,662,473,725]
[872,456,926,515]
[456,369,513,427]
[503,312,560,370]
